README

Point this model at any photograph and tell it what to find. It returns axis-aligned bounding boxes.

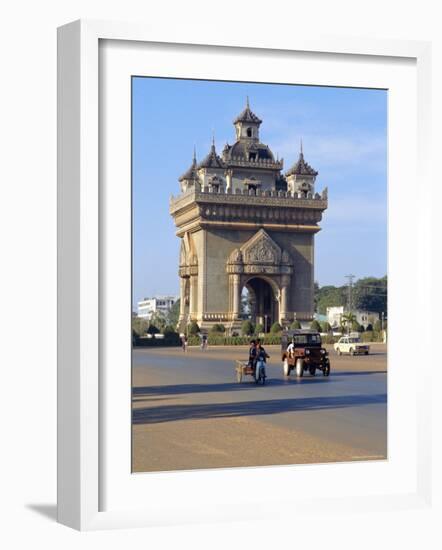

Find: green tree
[290,320,301,329]
[167,299,180,328]
[341,312,356,334]
[315,285,347,315]
[353,276,387,315]
[149,310,167,331]
[270,322,282,333]
[132,316,149,337]
[320,321,332,333]
[255,323,264,334]
[310,320,322,331]
[241,320,255,336]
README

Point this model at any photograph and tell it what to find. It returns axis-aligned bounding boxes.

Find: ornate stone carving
[241,229,281,266]
[226,229,293,277]
[228,248,243,264]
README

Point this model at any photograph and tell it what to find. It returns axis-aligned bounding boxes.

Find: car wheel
[309,366,316,376]
[323,363,331,377]
[295,359,304,377]
[365,351,369,355]
[283,358,290,376]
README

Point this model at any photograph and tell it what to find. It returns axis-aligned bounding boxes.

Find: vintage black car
[281,329,331,377]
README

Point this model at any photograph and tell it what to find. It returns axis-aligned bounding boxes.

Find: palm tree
[341,312,356,334]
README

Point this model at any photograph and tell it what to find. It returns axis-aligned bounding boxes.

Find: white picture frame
[57,19,433,531]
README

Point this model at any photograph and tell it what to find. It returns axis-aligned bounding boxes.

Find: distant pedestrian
[181,334,188,352]
[202,334,208,350]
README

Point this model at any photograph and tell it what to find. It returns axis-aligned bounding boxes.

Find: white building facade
[326,306,379,329]
[137,295,177,320]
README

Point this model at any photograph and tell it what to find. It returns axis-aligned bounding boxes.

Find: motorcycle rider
[255,340,270,381]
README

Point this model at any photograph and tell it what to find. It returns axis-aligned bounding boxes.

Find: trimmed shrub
[188,321,200,335]
[255,323,264,334]
[147,324,160,335]
[290,320,301,329]
[181,334,284,346]
[374,320,382,332]
[135,334,180,347]
[361,330,374,342]
[241,320,255,336]
[366,323,373,332]
[210,323,226,333]
[310,320,322,331]
[161,324,177,336]
[270,322,282,333]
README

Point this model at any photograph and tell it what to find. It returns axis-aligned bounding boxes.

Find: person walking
[200,333,208,350]
[181,334,188,352]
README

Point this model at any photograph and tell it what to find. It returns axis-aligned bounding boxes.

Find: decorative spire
[197,139,226,170]
[233,98,262,125]
[285,143,318,177]
[178,148,199,182]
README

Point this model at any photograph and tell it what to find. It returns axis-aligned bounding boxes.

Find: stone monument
[169,99,328,333]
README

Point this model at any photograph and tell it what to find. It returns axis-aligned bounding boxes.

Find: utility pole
[345,274,355,313]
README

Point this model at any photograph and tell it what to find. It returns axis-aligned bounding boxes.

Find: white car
[334,336,370,356]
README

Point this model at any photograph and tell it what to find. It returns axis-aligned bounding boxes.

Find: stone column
[189,274,198,319]
[232,274,241,319]
[179,277,187,322]
[279,277,290,324]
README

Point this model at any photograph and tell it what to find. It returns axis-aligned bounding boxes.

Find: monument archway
[226,229,293,330]
[243,276,279,331]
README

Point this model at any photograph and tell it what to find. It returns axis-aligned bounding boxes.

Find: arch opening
[243,277,279,332]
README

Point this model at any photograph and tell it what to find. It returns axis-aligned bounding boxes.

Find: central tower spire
[233,98,262,141]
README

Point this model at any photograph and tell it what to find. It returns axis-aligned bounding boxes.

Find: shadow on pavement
[331,370,386,377]
[133,377,333,398]
[132,393,387,425]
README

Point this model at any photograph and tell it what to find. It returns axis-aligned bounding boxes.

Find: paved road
[132,344,387,472]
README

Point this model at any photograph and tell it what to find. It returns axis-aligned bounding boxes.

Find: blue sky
[132,77,387,307]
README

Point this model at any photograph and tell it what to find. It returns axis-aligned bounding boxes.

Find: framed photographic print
[57,20,433,530]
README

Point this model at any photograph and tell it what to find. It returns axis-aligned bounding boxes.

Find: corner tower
[170,100,328,333]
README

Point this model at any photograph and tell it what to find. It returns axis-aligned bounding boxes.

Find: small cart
[235,360,255,383]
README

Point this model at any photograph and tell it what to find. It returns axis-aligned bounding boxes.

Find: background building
[327,305,379,329]
[137,295,177,320]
